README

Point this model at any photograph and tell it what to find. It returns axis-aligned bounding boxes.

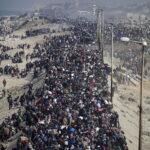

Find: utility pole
[138,44,145,150]
[110,23,114,103]
[121,37,149,150]
[97,8,104,63]
[101,9,104,63]
[92,3,96,29]
[97,8,101,51]
[92,0,96,20]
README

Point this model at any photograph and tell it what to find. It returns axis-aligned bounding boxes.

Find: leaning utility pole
[101,9,104,63]
[97,8,101,52]
[97,8,104,63]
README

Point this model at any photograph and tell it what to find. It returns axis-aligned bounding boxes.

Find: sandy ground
[0,20,64,124]
[104,55,150,150]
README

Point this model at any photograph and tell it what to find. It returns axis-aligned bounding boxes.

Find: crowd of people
[104,22,150,77]
[0,19,128,150]
[0,53,10,63]
[0,44,13,53]
[17,44,30,50]
[105,23,150,44]
[0,43,32,77]
[114,49,142,74]
[0,65,20,77]
[0,10,149,150]
[0,23,13,36]
[26,28,51,37]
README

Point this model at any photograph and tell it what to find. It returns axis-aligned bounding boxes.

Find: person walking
[7,94,13,110]
[3,79,6,88]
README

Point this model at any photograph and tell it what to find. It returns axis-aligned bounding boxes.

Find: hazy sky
[0,0,67,11]
[0,0,146,11]
[0,0,122,11]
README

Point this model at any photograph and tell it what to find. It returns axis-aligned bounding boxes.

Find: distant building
[33,11,40,20]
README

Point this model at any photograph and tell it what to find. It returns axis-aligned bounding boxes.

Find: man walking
[3,79,6,88]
